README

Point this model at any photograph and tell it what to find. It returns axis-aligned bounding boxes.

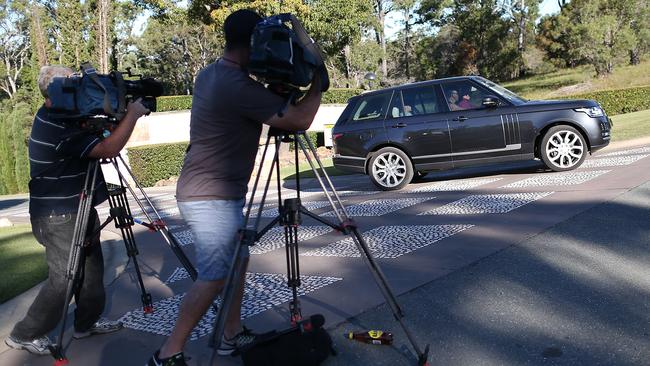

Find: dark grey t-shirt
[176,61,284,201]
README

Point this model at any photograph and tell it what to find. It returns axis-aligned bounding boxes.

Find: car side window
[442,81,498,111]
[388,92,405,118]
[401,86,441,116]
[351,92,392,122]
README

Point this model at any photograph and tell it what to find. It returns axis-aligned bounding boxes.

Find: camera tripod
[208,129,430,366]
[50,155,198,366]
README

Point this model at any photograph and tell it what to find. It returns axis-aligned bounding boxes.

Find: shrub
[156,95,193,112]
[127,142,188,187]
[155,88,363,112]
[563,85,650,115]
[288,131,321,151]
[322,88,363,104]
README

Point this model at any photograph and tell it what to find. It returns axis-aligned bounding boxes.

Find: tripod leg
[295,133,430,366]
[50,161,101,365]
[107,186,153,313]
[110,157,198,281]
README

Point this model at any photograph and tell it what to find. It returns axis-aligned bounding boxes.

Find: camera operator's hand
[265,72,323,131]
[126,98,150,119]
[88,99,149,159]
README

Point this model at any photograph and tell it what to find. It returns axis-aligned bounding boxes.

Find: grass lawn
[503,60,650,100]
[280,157,350,180]
[0,225,47,304]
[610,109,650,142]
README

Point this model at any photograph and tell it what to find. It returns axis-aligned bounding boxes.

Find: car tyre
[368,147,414,191]
[540,125,587,172]
[411,171,428,182]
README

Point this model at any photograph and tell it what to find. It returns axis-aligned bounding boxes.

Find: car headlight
[574,106,604,118]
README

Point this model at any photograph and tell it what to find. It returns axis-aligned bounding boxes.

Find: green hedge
[560,85,650,115]
[157,95,193,112]
[155,88,362,112]
[128,142,188,187]
[322,88,363,104]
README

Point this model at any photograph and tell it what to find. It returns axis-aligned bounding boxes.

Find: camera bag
[238,315,335,366]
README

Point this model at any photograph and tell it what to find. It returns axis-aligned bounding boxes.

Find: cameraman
[147,9,322,366]
[5,66,149,355]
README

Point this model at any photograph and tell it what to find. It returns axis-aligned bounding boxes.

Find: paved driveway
[0,145,649,365]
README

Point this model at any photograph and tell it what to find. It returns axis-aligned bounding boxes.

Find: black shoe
[146,350,187,366]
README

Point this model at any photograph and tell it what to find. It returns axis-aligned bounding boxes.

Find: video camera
[47,63,163,124]
[249,13,330,94]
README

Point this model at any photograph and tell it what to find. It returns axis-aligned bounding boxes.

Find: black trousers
[11,208,105,340]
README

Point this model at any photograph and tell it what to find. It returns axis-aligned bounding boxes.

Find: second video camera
[48,63,164,123]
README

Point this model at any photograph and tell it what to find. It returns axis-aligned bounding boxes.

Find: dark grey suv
[332,76,612,190]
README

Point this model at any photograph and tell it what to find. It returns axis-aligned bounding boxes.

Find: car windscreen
[474,77,527,103]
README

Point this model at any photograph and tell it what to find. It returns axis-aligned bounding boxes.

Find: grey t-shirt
[176,61,284,201]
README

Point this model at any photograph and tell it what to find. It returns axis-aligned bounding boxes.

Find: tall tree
[569,0,636,76]
[0,0,29,99]
[306,0,374,86]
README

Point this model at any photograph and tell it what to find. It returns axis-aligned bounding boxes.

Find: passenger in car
[458,92,473,109]
[447,90,462,111]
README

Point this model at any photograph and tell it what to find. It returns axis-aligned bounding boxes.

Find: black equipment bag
[239,314,335,366]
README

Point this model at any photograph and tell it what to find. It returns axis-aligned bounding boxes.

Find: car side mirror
[482,96,500,108]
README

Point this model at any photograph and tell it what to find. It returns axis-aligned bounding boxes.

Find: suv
[331,76,612,190]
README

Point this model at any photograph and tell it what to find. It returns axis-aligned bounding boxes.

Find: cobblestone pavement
[0,145,649,365]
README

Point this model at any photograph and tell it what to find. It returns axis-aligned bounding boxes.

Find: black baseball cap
[224,9,263,50]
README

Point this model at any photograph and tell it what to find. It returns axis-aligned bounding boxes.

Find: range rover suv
[331,76,612,190]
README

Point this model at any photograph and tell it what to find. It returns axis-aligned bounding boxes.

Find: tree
[137,7,222,95]
[569,0,636,76]
[628,0,650,65]
[0,0,29,99]
[306,0,374,86]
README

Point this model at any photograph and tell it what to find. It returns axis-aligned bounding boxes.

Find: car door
[384,85,452,171]
[439,80,520,166]
[332,91,393,170]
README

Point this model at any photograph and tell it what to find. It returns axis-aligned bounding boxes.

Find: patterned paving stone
[600,146,650,157]
[406,177,503,193]
[302,225,473,258]
[252,226,334,254]
[501,170,610,188]
[581,155,649,168]
[170,229,193,247]
[260,201,338,218]
[165,267,190,284]
[302,189,380,198]
[120,272,342,340]
[419,192,554,215]
[322,197,432,217]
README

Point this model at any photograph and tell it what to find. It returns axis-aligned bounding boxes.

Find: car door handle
[392,122,407,128]
[453,116,468,122]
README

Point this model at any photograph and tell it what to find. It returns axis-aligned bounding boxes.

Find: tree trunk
[31,5,49,67]
[376,1,388,78]
[404,10,411,80]
[630,48,640,65]
[97,0,110,73]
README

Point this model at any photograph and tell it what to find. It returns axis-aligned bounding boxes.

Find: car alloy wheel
[541,125,586,171]
[369,147,413,190]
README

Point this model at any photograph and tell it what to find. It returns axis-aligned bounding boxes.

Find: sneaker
[5,335,52,356]
[73,317,123,339]
[217,327,257,356]
[146,350,187,366]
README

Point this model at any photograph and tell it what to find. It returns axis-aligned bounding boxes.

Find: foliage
[127,142,188,187]
[0,101,31,194]
[136,8,222,95]
[564,85,650,116]
[536,0,648,76]
[156,88,362,112]
[157,95,193,112]
[0,224,47,303]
